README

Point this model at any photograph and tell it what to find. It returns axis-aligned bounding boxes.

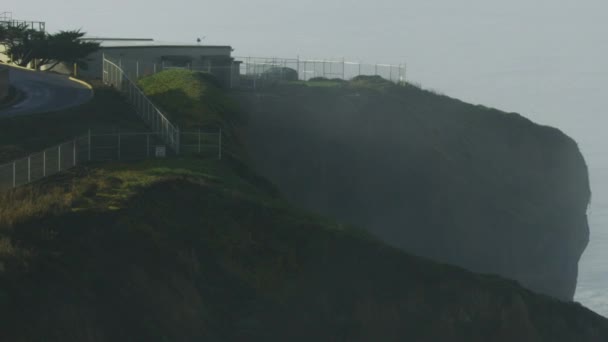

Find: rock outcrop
[237,78,591,301]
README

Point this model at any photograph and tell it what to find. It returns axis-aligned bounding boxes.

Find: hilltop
[0,71,605,341]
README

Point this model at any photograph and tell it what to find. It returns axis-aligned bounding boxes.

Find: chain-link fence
[0,137,88,191]
[0,130,221,192]
[103,55,407,90]
[102,56,181,152]
[237,57,406,84]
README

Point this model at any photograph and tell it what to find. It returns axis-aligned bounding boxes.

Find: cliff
[236,76,591,301]
[0,72,603,341]
[0,158,606,341]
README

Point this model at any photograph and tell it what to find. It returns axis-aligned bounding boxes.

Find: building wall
[82,46,233,81]
[0,67,9,102]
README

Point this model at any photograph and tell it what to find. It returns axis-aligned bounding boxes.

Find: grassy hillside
[0,71,606,341]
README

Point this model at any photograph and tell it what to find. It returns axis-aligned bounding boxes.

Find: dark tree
[0,26,99,70]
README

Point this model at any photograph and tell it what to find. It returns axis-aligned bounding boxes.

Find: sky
[6,1,606,126]
[5,0,608,314]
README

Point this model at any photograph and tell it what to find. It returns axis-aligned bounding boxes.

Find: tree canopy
[0,25,100,70]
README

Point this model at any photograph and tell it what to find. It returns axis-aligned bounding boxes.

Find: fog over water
[11,0,608,315]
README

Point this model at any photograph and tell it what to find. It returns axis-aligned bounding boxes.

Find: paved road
[0,66,93,117]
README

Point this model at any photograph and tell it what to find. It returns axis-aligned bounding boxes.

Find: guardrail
[102,55,181,153]
[0,130,221,192]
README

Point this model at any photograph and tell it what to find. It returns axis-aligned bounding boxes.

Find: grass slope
[0,71,606,341]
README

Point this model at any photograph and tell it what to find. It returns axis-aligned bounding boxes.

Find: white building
[79,38,240,86]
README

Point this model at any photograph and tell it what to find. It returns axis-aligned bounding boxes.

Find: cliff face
[236,78,591,301]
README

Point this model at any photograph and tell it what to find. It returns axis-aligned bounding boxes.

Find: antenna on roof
[196,36,206,45]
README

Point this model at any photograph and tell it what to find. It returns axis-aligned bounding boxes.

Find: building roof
[80,37,231,49]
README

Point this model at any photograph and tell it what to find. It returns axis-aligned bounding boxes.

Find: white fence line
[102,55,181,153]
[102,55,407,90]
[236,56,407,83]
[0,130,222,193]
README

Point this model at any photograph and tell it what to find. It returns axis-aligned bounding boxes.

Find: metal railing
[237,57,407,84]
[102,55,407,90]
[102,55,181,153]
[0,130,222,193]
[0,12,45,31]
[0,136,88,191]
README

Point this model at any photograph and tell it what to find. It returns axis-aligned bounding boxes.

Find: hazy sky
[6,0,608,313]
[7,0,606,128]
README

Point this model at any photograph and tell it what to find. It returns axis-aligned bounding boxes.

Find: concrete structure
[0,12,45,31]
[0,67,8,101]
[0,13,46,67]
[79,38,239,86]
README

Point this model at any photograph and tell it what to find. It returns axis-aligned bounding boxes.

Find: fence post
[117,133,121,160]
[28,156,31,182]
[218,128,222,160]
[102,53,105,83]
[88,129,92,161]
[297,56,300,80]
[58,145,62,171]
[12,162,15,188]
[322,59,326,77]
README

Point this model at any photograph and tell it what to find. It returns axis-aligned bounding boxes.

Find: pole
[297,56,300,80]
[58,145,61,171]
[28,156,31,182]
[12,162,15,188]
[43,150,46,177]
[136,60,139,79]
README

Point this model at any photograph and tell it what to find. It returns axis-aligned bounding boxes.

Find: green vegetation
[137,70,240,129]
[0,71,606,341]
[0,26,99,70]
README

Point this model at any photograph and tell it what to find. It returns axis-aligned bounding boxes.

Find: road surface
[0,66,93,117]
